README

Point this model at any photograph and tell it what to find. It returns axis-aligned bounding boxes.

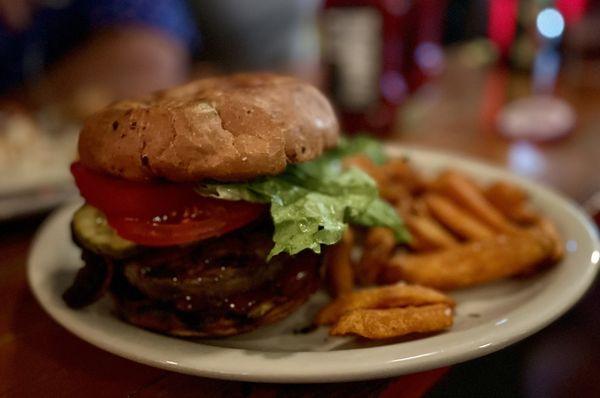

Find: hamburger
[63,73,408,338]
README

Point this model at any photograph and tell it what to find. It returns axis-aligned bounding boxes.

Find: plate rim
[27,145,600,383]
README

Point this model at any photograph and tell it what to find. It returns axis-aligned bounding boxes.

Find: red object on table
[379,367,450,398]
[246,368,449,398]
[557,0,588,24]
[487,0,519,59]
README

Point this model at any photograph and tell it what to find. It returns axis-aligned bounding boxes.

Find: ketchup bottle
[321,0,411,136]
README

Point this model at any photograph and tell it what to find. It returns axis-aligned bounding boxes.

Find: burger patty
[120,226,284,306]
[64,223,323,337]
[112,249,320,337]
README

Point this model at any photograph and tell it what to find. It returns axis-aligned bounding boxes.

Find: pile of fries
[317,155,563,340]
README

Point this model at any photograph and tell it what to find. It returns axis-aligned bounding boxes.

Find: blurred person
[0,0,197,111]
[188,0,322,84]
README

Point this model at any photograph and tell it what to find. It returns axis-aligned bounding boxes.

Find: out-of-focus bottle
[320,0,411,136]
[320,0,447,135]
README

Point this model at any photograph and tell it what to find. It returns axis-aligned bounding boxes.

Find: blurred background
[0,1,598,397]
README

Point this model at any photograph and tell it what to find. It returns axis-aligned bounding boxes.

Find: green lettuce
[197,136,410,259]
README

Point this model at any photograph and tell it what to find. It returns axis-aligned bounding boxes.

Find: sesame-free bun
[78,73,339,182]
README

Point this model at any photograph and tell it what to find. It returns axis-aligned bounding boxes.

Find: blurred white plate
[0,183,77,221]
[0,112,78,219]
[27,146,599,383]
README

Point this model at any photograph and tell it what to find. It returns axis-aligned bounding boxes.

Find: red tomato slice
[71,162,266,246]
[71,162,200,218]
[107,201,266,246]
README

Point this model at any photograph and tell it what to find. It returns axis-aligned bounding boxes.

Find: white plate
[0,113,78,219]
[27,146,600,383]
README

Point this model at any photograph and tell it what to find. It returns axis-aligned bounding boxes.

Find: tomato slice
[107,201,266,246]
[71,162,266,246]
[71,162,201,218]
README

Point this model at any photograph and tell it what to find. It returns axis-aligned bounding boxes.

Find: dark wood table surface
[1,54,599,397]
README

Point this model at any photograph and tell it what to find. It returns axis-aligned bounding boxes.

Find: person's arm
[30,26,189,106]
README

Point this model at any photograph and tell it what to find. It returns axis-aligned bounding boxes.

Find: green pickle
[72,205,139,258]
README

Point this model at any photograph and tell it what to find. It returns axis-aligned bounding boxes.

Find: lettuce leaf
[197,137,409,259]
[334,135,388,165]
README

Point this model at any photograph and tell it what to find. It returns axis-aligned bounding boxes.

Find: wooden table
[1,55,598,397]
[394,55,600,204]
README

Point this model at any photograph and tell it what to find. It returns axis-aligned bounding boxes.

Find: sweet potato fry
[330,304,453,339]
[484,181,539,225]
[380,158,426,194]
[435,171,516,233]
[424,193,495,240]
[381,183,412,207]
[484,180,527,205]
[410,198,430,217]
[533,217,564,262]
[343,155,386,185]
[394,195,415,219]
[404,232,432,253]
[357,227,396,285]
[405,214,458,251]
[325,228,355,297]
[315,283,454,325]
[345,155,423,204]
[382,229,555,289]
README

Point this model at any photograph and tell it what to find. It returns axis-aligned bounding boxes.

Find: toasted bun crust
[78,73,339,182]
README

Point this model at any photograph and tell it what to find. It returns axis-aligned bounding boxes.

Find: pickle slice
[72,205,139,258]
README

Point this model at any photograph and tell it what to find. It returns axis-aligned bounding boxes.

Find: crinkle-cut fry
[382,229,556,290]
[435,171,517,233]
[405,214,458,251]
[424,193,495,240]
[330,304,453,339]
[358,227,396,285]
[315,283,454,325]
[484,181,540,225]
[326,228,355,297]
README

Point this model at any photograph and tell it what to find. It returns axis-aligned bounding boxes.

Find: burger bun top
[78,73,339,182]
